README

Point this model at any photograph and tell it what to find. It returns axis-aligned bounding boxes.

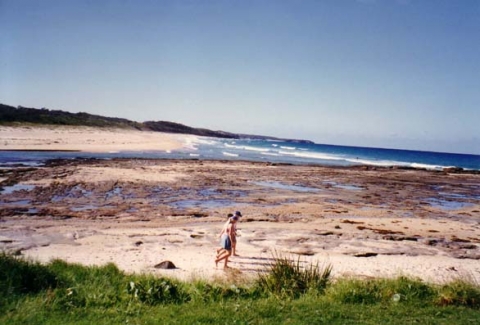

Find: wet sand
[1,157,479,283]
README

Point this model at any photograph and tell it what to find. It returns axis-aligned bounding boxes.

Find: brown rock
[154,261,176,269]
[353,252,378,257]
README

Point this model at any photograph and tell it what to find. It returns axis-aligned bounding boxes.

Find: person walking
[231,211,242,256]
[215,216,238,269]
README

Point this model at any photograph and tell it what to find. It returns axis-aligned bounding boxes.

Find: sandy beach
[0,125,190,152]
[1,126,479,284]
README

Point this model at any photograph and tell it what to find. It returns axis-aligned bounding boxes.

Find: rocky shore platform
[1,158,479,283]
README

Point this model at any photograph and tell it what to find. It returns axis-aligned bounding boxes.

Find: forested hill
[0,103,144,130]
[0,103,313,143]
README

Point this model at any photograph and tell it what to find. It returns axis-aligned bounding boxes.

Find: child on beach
[215,216,238,269]
[231,211,242,256]
[216,211,242,256]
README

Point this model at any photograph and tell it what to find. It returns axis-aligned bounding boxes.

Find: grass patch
[256,252,332,298]
[436,279,480,307]
[325,276,435,305]
[1,252,479,324]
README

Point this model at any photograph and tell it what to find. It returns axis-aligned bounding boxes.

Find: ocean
[1,137,479,171]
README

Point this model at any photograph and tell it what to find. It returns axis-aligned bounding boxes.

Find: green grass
[256,252,332,298]
[1,252,479,324]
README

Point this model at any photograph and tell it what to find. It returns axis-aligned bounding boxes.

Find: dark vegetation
[0,103,144,129]
[0,103,313,143]
[1,252,479,324]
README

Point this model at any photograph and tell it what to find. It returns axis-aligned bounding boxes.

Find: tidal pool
[252,181,320,193]
[425,198,475,210]
[1,184,36,195]
[323,181,363,191]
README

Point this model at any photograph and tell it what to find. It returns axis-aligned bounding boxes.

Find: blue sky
[1,0,479,154]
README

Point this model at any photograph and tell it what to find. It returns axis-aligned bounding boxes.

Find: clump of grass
[256,252,332,298]
[0,252,57,297]
[127,275,190,305]
[435,279,480,308]
[380,276,435,304]
[47,260,130,309]
[325,278,381,304]
[325,276,435,305]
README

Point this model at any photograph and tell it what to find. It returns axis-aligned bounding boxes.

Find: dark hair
[227,213,234,218]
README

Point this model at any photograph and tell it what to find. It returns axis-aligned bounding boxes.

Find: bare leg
[232,242,239,256]
[215,250,231,269]
[223,251,232,269]
[216,249,228,261]
[217,248,229,259]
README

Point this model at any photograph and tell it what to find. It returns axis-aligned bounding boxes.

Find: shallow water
[425,198,475,210]
[169,199,247,209]
[70,205,116,212]
[0,184,36,195]
[0,199,31,206]
[105,187,123,199]
[252,181,320,193]
[323,181,363,191]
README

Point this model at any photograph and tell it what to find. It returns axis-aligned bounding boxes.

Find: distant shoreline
[0,149,81,152]
[1,125,479,173]
[0,125,188,152]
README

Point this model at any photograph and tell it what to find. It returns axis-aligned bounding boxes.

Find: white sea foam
[278,150,344,161]
[183,137,200,150]
[189,153,200,157]
[185,136,219,150]
[243,146,270,152]
[280,146,296,150]
[261,152,280,156]
[344,158,447,170]
[223,151,239,157]
[224,143,269,152]
[197,138,220,146]
[410,163,446,170]
[345,158,403,167]
[224,143,239,148]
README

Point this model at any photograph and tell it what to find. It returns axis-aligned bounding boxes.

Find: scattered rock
[382,235,418,242]
[357,226,404,235]
[0,235,14,243]
[451,236,471,243]
[341,219,364,225]
[191,213,208,218]
[353,252,378,257]
[451,253,480,260]
[314,230,335,236]
[154,261,176,269]
[457,244,477,250]
[134,241,143,246]
[443,167,464,173]
[421,238,439,246]
[290,248,315,256]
